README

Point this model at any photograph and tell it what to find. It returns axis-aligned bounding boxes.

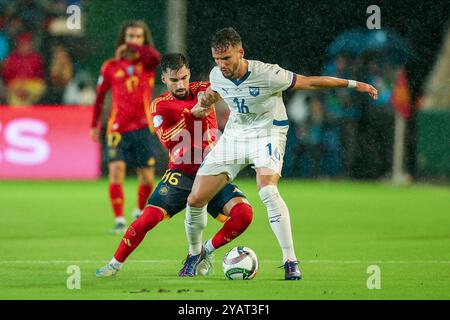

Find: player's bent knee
[187,193,207,208]
[109,165,125,183]
[137,169,155,185]
[141,179,154,186]
[109,171,124,184]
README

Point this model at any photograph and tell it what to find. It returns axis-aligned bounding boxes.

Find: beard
[222,71,234,79]
[221,61,240,79]
[171,90,188,100]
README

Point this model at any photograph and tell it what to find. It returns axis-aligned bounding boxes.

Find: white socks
[109,257,123,269]
[204,239,216,254]
[259,185,297,263]
[185,204,208,255]
[115,216,126,224]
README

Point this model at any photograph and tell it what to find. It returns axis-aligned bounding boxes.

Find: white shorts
[197,128,288,181]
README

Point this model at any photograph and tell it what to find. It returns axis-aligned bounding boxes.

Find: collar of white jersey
[227,59,252,86]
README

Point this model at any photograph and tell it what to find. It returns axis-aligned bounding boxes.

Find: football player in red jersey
[96,53,253,277]
[90,20,161,233]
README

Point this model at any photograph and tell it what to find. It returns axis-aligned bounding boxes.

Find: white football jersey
[210,59,296,139]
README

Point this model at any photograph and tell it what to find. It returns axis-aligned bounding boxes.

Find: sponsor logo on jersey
[249,87,260,97]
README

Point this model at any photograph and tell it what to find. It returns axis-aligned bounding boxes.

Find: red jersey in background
[91,44,161,133]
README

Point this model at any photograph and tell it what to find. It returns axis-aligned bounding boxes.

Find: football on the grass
[222,246,258,280]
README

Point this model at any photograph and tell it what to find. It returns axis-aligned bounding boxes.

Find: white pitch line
[0,260,176,264]
[1,260,450,264]
[304,260,450,264]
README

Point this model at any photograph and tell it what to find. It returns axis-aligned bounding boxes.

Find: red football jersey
[91,44,161,133]
[150,81,219,176]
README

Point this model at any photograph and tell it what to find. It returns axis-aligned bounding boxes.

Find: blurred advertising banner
[0,106,100,179]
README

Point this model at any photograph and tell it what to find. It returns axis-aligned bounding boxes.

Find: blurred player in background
[96,53,253,277]
[183,27,378,280]
[90,20,161,233]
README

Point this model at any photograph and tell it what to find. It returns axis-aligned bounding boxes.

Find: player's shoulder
[250,59,282,75]
[151,91,174,113]
[209,66,223,80]
[209,67,229,88]
[100,58,117,71]
[190,81,211,94]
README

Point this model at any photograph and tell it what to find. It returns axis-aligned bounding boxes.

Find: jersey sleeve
[267,63,297,94]
[151,99,194,150]
[209,68,220,92]
[190,81,211,95]
[198,81,211,91]
[91,61,112,128]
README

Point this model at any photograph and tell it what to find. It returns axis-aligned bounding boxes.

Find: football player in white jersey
[181,27,378,280]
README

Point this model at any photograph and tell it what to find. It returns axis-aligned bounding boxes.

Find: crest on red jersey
[153,115,163,128]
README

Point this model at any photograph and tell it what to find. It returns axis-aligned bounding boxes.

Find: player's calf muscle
[256,171,280,190]
[187,193,208,207]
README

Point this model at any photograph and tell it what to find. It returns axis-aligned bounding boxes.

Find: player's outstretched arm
[293,75,378,100]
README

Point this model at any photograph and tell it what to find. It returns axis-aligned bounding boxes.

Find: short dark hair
[210,27,242,50]
[161,53,189,73]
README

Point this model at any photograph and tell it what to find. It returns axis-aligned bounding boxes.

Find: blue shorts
[148,169,246,218]
[107,128,157,168]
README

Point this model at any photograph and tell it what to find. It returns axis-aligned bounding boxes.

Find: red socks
[113,202,252,263]
[138,184,153,210]
[109,183,124,218]
[211,203,253,249]
[109,183,153,218]
[114,206,164,262]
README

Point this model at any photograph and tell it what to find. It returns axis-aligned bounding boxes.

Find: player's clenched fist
[115,44,128,60]
[191,92,211,118]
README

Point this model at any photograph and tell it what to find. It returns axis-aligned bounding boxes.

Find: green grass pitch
[0,179,449,300]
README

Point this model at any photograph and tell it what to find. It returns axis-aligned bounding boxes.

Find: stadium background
[0,0,449,301]
[1,0,448,181]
